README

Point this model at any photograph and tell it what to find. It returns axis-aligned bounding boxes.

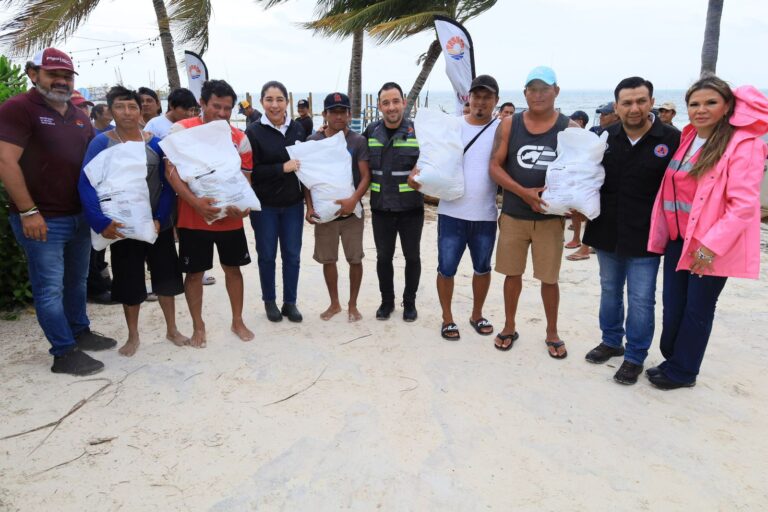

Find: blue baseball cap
[525,66,557,87]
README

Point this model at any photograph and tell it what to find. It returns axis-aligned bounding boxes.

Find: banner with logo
[433,15,476,115]
[184,50,208,102]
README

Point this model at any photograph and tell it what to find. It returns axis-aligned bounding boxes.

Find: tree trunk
[700,0,724,77]
[152,0,181,90]
[404,39,441,118]
[347,29,364,119]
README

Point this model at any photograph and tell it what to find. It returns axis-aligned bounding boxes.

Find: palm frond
[167,0,212,55]
[456,0,497,22]
[368,11,447,44]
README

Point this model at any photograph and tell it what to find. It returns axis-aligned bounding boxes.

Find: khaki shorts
[313,213,365,264]
[495,214,565,284]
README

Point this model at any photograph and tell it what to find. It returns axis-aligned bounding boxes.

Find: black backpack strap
[463,120,496,154]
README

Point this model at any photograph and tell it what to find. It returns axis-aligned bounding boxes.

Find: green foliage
[0,55,31,313]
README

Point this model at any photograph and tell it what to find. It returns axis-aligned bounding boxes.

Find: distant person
[646,77,768,389]
[462,101,471,115]
[296,98,314,135]
[90,104,113,134]
[657,101,678,127]
[145,87,198,139]
[590,102,619,135]
[137,86,162,127]
[581,76,680,385]
[498,102,516,119]
[70,90,93,115]
[305,92,371,322]
[569,110,589,128]
[0,48,116,376]
[239,99,262,127]
[489,66,578,357]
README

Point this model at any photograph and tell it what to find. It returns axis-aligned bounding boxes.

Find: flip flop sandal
[441,322,460,341]
[564,241,582,249]
[469,317,494,336]
[566,253,590,261]
[546,340,568,359]
[494,331,519,351]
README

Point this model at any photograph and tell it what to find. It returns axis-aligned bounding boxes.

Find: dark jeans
[249,202,304,304]
[371,208,424,304]
[659,238,727,384]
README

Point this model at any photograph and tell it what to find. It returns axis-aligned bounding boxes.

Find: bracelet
[695,248,714,264]
[19,206,39,218]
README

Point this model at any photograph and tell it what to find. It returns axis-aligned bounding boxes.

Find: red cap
[32,48,77,75]
[70,90,93,107]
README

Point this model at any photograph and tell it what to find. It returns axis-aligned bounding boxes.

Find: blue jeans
[9,213,91,356]
[437,214,496,278]
[249,203,304,304]
[658,238,727,384]
[596,249,661,365]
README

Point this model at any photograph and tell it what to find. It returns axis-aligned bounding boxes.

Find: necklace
[113,127,144,144]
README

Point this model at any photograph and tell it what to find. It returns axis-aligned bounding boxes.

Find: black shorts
[110,228,184,305]
[177,227,251,273]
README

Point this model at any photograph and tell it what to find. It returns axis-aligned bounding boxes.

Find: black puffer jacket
[246,119,307,207]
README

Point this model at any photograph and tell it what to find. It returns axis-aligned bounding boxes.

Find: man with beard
[0,48,116,375]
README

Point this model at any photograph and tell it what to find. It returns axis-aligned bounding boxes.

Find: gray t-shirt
[502,112,570,220]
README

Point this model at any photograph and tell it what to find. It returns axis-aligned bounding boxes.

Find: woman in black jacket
[246,81,307,322]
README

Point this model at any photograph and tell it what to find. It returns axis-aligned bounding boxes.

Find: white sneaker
[202,272,216,285]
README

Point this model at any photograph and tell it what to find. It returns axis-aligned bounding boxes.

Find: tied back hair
[686,75,735,179]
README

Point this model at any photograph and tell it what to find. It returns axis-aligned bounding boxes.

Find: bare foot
[166,329,190,347]
[118,339,140,357]
[189,329,207,348]
[231,322,254,342]
[348,305,362,322]
[320,303,342,321]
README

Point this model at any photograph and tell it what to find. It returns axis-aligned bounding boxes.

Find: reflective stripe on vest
[370,182,381,192]
[399,183,415,192]
[668,159,694,172]
[372,170,410,176]
[393,139,419,148]
[663,200,692,213]
[368,138,384,147]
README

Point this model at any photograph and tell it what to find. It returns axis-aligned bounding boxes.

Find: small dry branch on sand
[339,333,371,346]
[263,366,328,406]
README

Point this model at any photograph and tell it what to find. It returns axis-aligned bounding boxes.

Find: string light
[73,36,159,66]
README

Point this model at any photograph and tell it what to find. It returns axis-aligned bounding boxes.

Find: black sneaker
[281,303,303,323]
[402,302,417,322]
[648,372,696,390]
[613,360,644,385]
[376,302,395,320]
[645,365,663,378]
[51,349,104,376]
[75,329,117,351]
[585,343,625,364]
[87,290,119,305]
[265,301,282,322]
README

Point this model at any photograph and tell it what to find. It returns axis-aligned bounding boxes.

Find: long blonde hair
[686,76,735,179]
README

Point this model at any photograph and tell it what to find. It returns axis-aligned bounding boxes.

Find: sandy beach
[1,204,767,511]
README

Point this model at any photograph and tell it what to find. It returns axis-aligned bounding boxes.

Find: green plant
[0,55,31,313]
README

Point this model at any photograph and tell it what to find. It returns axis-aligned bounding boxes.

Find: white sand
[1,207,767,511]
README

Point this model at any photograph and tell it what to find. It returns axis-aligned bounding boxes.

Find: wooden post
[308,92,313,116]
[288,92,294,119]
[246,92,252,106]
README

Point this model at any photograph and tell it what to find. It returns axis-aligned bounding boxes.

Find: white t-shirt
[144,115,174,140]
[437,117,500,222]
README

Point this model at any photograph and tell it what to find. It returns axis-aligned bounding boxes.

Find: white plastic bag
[83,140,158,251]
[542,128,608,220]
[287,131,361,223]
[159,119,261,224]
[413,107,464,200]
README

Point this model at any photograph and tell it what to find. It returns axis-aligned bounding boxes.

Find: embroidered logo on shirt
[654,144,669,157]
[39,116,55,126]
[517,145,557,170]
[75,119,85,128]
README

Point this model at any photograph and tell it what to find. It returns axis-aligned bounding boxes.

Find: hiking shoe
[585,343,625,364]
[613,360,644,385]
[75,329,117,351]
[265,301,282,322]
[402,302,417,322]
[648,372,696,390]
[281,303,303,323]
[51,349,104,376]
[376,302,395,320]
[645,365,663,378]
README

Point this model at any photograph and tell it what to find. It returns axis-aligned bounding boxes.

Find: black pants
[371,208,424,304]
[87,248,111,296]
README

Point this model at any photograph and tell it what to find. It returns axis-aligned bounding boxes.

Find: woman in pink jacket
[646,76,768,389]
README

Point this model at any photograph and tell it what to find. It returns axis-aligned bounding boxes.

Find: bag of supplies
[159,119,260,224]
[83,140,158,251]
[413,107,464,200]
[287,131,361,223]
[541,127,608,220]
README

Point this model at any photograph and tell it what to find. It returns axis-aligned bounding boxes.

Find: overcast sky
[4,0,767,94]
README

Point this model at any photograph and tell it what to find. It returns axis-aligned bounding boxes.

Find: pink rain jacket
[648,85,768,279]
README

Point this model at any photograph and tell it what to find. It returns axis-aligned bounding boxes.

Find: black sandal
[441,322,460,340]
[494,331,519,351]
[546,340,568,359]
[469,317,494,336]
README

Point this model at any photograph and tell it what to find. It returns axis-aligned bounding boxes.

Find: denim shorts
[437,214,497,277]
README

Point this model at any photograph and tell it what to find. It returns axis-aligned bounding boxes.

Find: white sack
[287,131,361,223]
[541,128,609,220]
[413,107,464,200]
[83,140,157,251]
[159,119,260,224]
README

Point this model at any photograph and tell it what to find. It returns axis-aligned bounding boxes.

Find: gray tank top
[502,112,570,220]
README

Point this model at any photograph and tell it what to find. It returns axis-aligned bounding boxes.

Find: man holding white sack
[305,92,371,322]
[489,66,578,358]
[165,79,255,348]
[582,77,680,385]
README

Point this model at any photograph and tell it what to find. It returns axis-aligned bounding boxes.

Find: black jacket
[246,119,307,207]
[583,116,681,257]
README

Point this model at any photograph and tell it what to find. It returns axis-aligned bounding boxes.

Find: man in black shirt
[296,99,313,135]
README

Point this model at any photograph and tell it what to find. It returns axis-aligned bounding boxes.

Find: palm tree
[0,0,212,90]
[700,0,724,77]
